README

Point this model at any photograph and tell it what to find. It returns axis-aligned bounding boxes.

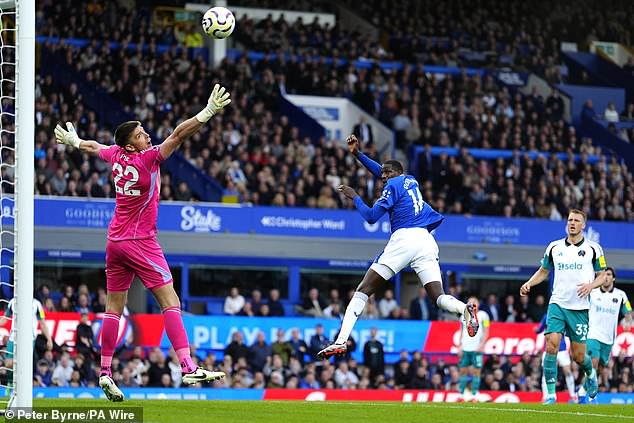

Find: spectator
[604,102,620,122]
[352,116,373,146]
[147,348,170,387]
[309,323,329,358]
[270,329,293,367]
[249,289,265,315]
[75,312,95,362]
[51,353,73,386]
[75,293,91,314]
[378,288,399,318]
[300,288,325,317]
[517,295,532,322]
[248,332,271,373]
[238,302,255,317]
[480,294,500,322]
[267,288,285,316]
[224,287,245,315]
[334,361,359,388]
[500,295,518,323]
[528,295,548,323]
[409,287,437,321]
[224,331,249,363]
[34,359,53,387]
[288,328,309,366]
[58,296,73,312]
[323,302,344,319]
[363,327,385,382]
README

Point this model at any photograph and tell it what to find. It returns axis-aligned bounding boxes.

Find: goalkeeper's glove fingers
[54,122,81,148]
[196,84,231,123]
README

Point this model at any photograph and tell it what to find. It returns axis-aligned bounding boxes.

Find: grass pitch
[6,399,633,423]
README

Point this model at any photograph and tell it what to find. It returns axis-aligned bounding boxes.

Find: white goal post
[0,0,34,410]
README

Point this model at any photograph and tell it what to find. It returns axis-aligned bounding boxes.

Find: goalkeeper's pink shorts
[105,238,173,292]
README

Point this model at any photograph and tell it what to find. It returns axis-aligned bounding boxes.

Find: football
[201,6,236,39]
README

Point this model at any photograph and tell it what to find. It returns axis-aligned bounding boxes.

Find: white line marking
[415,404,634,420]
[302,401,634,419]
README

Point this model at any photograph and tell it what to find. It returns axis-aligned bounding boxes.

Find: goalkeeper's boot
[464,301,480,337]
[317,342,347,360]
[99,375,124,402]
[543,394,557,405]
[585,368,598,399]
[182,368,225,385]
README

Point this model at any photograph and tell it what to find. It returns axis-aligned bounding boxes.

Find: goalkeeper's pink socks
[162,306,197,373]
[99,312,120,377]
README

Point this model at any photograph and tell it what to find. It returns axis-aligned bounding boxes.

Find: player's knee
[572,351,585,364]
[545,344,559,355]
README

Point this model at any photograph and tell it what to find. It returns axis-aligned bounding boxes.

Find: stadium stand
[6,0,630,397]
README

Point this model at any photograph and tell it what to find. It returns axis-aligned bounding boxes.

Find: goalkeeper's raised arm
[159,83,230,159]
[54,83,231,159]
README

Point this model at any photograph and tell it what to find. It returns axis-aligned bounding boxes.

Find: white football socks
[335,291,368,344]
[436,294,466,315]
[566,372,576,398]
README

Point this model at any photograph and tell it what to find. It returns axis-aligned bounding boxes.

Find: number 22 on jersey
[112,163,140,196]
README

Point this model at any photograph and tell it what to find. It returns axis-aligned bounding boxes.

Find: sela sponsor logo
[557,262,583,271]
[594,304,618,314]
[260,216,345,231]
[180,206,222,232]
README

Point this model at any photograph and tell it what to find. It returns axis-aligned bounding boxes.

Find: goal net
[0,0,34,410]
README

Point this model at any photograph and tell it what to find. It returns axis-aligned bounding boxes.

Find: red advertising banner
[263,389,568,403]
[424,321,633,357]
[0,312,164,348]
[424,321,545,355]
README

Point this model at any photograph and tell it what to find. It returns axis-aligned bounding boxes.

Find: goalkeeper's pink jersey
[99,145,164,241]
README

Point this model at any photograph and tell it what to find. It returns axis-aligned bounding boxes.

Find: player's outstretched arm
[338,184,388,224]
[160,83,231,160]
[519,266,549,296]
[55,122,106,156]
[346,134,382,178]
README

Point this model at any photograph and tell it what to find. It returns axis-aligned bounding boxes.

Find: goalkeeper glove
[195,83,231,123]
[54,122,82,148]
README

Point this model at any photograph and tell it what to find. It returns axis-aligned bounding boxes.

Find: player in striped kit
[457,297,489,402]
[520,209,606,404]
[579,267,632,402]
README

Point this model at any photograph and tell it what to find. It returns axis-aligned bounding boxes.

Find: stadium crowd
[33,43,634,222]
[340,0,633,82]
[28,1,634,222]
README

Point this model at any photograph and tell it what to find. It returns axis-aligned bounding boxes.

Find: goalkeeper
[55,84,231,402]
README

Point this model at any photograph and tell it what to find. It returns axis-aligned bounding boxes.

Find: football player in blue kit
[317,135,479,359]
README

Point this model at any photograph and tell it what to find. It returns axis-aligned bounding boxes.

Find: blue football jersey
[375,175,444,233]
